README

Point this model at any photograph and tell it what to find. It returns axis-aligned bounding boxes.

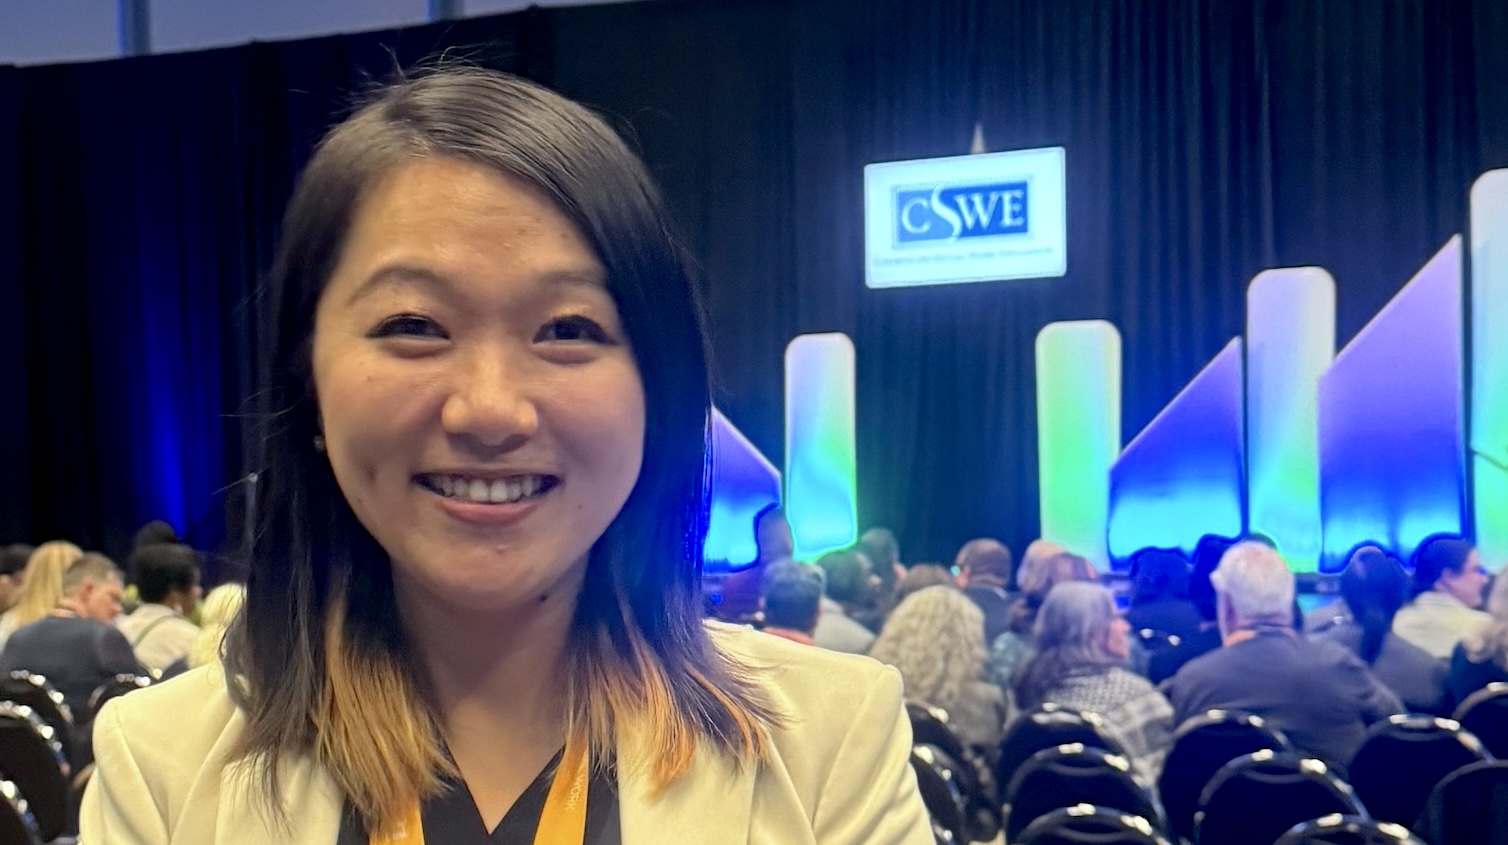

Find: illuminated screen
[864,147,1066,288]
[1472,169,1508,569]
[784,333,859,561]
[703,408,781,573]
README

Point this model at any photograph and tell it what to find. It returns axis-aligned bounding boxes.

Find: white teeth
[489,480,508,502]
[429,474,548,504]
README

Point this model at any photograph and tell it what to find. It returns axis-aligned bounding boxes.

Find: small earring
[313,434,326,453]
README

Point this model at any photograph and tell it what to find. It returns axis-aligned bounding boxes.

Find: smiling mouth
[416,473,559,505]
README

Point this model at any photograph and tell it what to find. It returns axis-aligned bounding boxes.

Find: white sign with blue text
[864,146,1066,289]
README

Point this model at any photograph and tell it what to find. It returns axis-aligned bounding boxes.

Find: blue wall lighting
[703,407,781,573]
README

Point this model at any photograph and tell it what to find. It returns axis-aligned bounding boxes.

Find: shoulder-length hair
[869,585,985,715]
[223,67,773,836]
[3,540,83,629]
[1010,581,1121,711]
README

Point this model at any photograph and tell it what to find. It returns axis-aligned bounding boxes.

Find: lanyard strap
[373,743,589,845]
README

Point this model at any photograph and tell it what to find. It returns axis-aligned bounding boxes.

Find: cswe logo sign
[894,181,1029,245]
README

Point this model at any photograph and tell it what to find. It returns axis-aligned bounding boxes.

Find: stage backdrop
[2,0,1506,566]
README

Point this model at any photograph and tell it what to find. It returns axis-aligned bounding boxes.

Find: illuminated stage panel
[785,333,858,561]
[1247,268,1336,572]
[1108,339,1245,563]
[703,408,781,573]
[1036,321,1121,569]
[1472,170,1508,569]
[1320,237,1466,572]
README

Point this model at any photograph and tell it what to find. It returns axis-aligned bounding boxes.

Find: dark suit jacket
[964,584,1016,646]
[0,614,144,719]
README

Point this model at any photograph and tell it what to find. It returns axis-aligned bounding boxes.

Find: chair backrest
[0,780,41,845]
[1135,629,1181,655]
[1005,744,1165,843]
[0,672,76,767]
[88,673,153,716]
[1415,760,1508,845]
[1157,709,1292,844]
[1453,682,1508,759]
[913,740,999,844]
[997,705,1125,795]
[911,747,966,844]
[0,702,71,842]
[1348,715,1487,827]
[1016,804,1174,845]
[1274,814,1427,845]
[1194,751,1364,845]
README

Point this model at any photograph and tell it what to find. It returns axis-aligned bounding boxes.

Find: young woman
[82,68,931,845]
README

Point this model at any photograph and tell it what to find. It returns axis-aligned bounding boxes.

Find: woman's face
[311,157,646,613]
[1106,614,1132,660]
[1441,549,1490,608]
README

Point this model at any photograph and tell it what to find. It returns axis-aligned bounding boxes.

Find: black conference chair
[1016,804,1173,845]
[0,702,71,842]
[0,780,41,845]
[910,747,965,844]
[0,672,77,769]
[1004,744,1165,843]
[912,738,999,845]
[1136,628,1182,656]
[1347,715,1487,828]
[1453,682,1508,759]
[1414,760,1508,845]
[1157,709,1291,844]
[1193,751,1364,845]
[88,673,153,717]
[907,701,970,761]
[997,705,1126,798]
[1274,814,1426,845]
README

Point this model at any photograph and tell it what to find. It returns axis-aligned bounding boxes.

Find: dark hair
[132,520,179,550]
[0,544,33,578]
[1190,534,1238,621]
[225,67,771,834]
[956,538,1013,584]
[761,561,823,633]
[1129,547,1190,604]
[1338,547,1409,665]
[816,549,873,605]
[857,528,900,592]
[130,542,200,604]
[1410,534,1476,596]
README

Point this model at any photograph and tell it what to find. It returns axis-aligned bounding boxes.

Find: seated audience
[813,549,877,653]
[161,582,246,681]
[0,553,144,719]
[712,504,795,621]
[0,540,83,651]
[1446,572,1508,706]
[1126,547,1203,644]
[1393,535,1492,659]
[758,560,824,646]
[987,551,1095,688]
[117,542,202,673]
[1303,541,1387,634]
[956,538,1015,645]
[0,543,32,615]
[1011,582,1175,781]
[1147,534,1233,683]
[854,527,903,633]
[871,585,1006,748]
[1317,548,1447,713]
[1165,542,1402,770]
[895,563,957,602]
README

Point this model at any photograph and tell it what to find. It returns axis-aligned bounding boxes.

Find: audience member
[713,504,794,621]
[1316,548,1447,713]
[161,583,246,681]
[0,553,144,719]
[1393,535,1492,659]
[0,543,32,615]
[1018,539,1069,589]
[1147,534,1233,683]
[0,540,84,651]
[1011,582,1175,781]
[117,542,203,673]
[1303,542,1385,634]
[987,551,1096,687]
[1126,547,1202,643]
[812,549,877,653]
[871,586,1006,749]
[956,538,1015,645]
[895,563,956,602]
[759,561,824,646]
[1445,571,1508,706]
[1165,542,1402,770]
[854,527,903,633]
[130,520,180,551]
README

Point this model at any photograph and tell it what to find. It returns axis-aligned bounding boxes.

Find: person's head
[1010,551,1097,634]
[6,540,84,629]
[753,505,794,565]
[759,561,823,635]
[1129,547,1190,605]
[132,520,179,551]
[228,67,770,835]
[188,583,248,670]
[1010,581,1128,711]
[1190,534,1238,621]
[1411,534,1488,608]
[868,586,986,714]
[857,527,901,596]
[895,564,957,602]
[1210,542,1295,637]
[815,549,874,607]
[1338,547,1409,665]
[954,538,1012,588]
[129,542,203,615]
[62,553,125,623]
[1017,539,1067,590]
[0,544,34,614]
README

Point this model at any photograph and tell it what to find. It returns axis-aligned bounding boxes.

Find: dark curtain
[3,0,1506,567]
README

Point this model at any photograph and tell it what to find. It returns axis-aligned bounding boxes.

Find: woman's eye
[536,315,611,344]
[369,315,447,339]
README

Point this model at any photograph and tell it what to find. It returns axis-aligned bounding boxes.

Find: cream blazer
[80,622,934,845]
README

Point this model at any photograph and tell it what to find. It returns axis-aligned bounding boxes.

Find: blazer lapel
[616,728,754,845]
[215,753,344,845]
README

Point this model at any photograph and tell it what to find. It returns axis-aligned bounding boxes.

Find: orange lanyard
[374,743,589,845]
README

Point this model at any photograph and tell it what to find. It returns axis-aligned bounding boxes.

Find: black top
[1445,643,1508,711]
[336,753,619,845]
